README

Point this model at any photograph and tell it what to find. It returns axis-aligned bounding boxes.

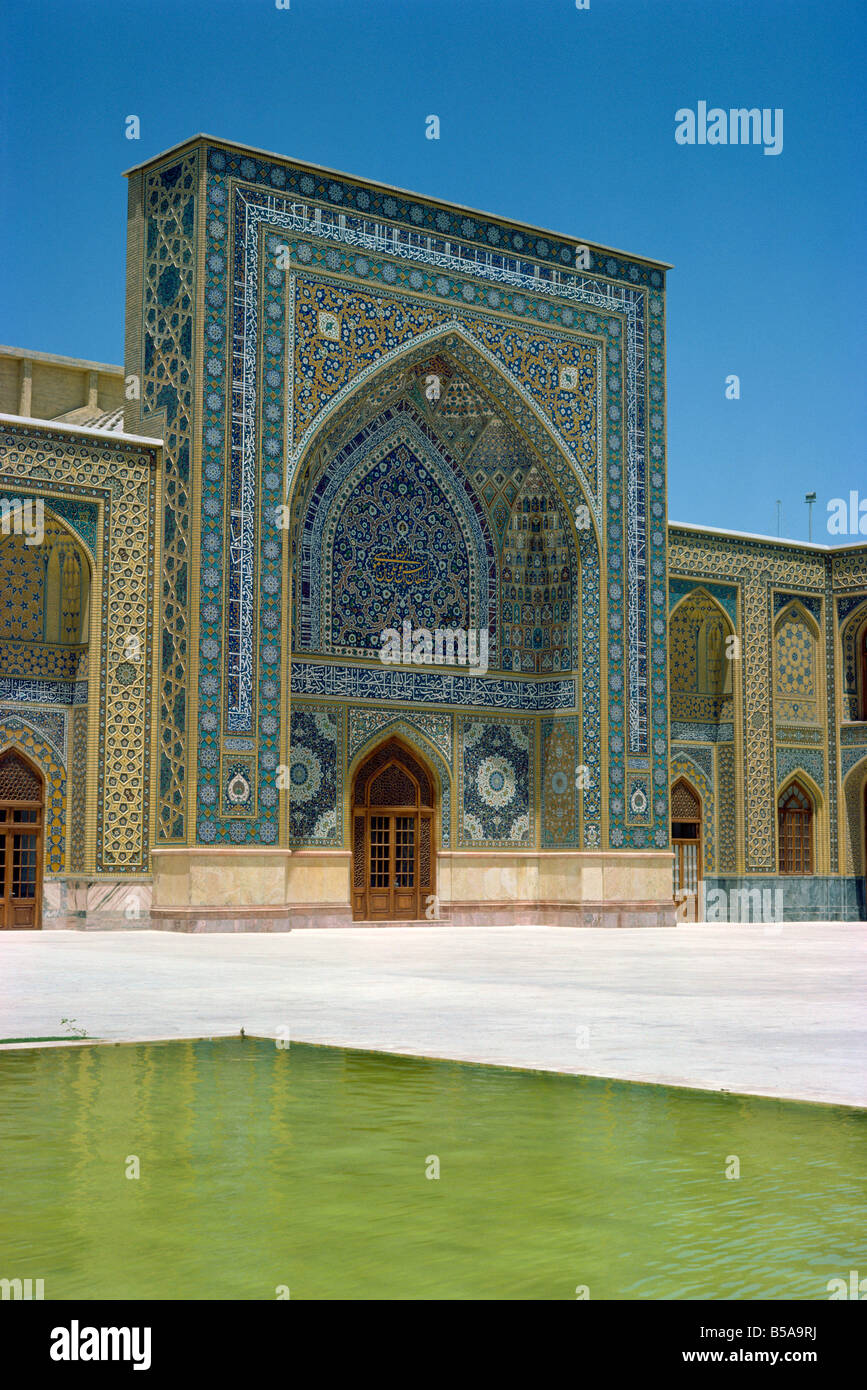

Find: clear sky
[1,0,863,543]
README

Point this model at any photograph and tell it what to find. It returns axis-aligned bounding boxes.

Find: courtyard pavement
[1,923,865,1107]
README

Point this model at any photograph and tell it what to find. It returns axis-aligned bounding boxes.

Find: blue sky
[1,0,863,542]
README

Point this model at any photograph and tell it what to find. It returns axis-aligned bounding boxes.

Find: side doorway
[0,749,44,929]
[671,777,702,922]
[351,738,435,921]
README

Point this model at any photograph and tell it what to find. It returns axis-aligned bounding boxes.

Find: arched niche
[0,511,92,647]
[669,588,735,700]
[839,601,867,723]
[773,601,822,727]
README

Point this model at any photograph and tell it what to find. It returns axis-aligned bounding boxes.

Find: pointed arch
[285,323,602,546]
[0,745,44,800]
[0,742,50,928]
[669,584,733,627]
[285,328,603,847]
[671,774,702,822]
[777,767,824,809]
[40,503,97,574]
[775,598,821,643]
[0,507,92,647]
[0,728,66,876]
[294,402,498,659]
[346,721,451,849]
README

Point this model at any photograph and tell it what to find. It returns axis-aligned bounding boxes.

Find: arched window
[778,781,813,875]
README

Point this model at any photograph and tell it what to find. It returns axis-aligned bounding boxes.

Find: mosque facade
[0,135,865,930]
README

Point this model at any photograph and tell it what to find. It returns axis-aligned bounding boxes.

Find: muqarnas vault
[0,134,865,930]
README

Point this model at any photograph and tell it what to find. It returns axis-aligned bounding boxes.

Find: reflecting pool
[1,1038,863,1299]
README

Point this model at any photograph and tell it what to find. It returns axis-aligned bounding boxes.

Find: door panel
[0,825,42,929]
[11,831,39,928]
[367,814,392,918]
[393,815,416,918]
[361,812,418,920]
[673,837,701,922]
[0,824,6,927]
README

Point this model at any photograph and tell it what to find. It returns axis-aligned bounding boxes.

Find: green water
[1,1038,864,1300]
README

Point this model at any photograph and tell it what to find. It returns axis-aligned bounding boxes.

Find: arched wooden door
[671,778,702,921]
[0,750,44,929]
[352,739,435,921]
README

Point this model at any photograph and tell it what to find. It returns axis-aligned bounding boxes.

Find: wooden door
[352,740,435,921]
[671,778,702,922]
[0,751,44,930]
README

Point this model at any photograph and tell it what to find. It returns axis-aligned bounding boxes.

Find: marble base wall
[143,847,678,930]
[702,876,866,922]
[43,877,153,930]
[437,849,675,915]
[42,863,865,929]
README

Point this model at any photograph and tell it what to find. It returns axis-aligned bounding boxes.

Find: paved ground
[1,924,865,1106]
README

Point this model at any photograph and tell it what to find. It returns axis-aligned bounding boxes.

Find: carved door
[0,750,44,929]
[672,778,702,923]
[352,740,435,921]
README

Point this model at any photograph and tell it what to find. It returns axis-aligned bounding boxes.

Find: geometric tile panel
[287,704,342,846]
[776,748,825,793]
[458,716,533,847]
[541,715,580,847]
[141,152,199,843]
[348,706,453,768]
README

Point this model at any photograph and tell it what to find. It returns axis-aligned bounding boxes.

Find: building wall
[122,137,674,928]
[0,417,162,921]
[668,527,867,918]
[3,137,865,928]
[0,346,123,425]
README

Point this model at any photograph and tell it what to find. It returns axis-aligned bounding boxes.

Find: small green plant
[60,1018,88,1039]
